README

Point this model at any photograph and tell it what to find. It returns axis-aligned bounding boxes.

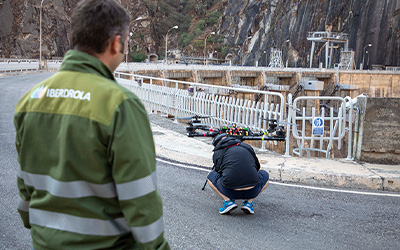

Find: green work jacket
[14,50,169,250]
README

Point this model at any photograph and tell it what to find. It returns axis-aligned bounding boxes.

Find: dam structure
[117,63,400,99]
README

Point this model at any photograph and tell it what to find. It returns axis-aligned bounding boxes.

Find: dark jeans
[207,170,269,200]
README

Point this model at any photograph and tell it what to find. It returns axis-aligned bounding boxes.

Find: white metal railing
[115,71,287,152]
[264,83,290,91]
[386,67,400,72]
[0,59,39,72]
[307,32,348,40]
[47,60,62,71]
[287,94,353,159]
[0,59,61,72]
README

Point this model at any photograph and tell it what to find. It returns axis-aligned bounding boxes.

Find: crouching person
[207,134,269,214]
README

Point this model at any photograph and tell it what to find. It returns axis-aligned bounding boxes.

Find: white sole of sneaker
[241,206,254,214]
[219,204,238,214]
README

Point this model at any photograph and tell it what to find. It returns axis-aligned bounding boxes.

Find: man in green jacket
[14,0,169,249]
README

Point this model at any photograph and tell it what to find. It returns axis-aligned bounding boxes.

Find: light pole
[263,50,267,67]
[39,0,44,69]
[284,39,290,67]
[125,32,133,63]
[241,36,252,66]
[204,31,215,65]
[361,43,372,70]
[126,17,144,63]
[165,25,178,64]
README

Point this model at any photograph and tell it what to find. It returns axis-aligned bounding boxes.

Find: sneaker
[219,199,238,214]
[241,200,254,214]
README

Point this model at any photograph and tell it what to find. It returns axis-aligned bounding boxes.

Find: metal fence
[115,71,287,151]
[115,72,356,159]
[0,59,39,72]
[287,94,353,159]
[0,59,61,72]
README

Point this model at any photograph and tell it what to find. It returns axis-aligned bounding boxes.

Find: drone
[171,115,291,141]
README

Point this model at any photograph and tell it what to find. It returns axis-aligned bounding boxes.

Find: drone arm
[241,136,285,141]
[187,132,219,137]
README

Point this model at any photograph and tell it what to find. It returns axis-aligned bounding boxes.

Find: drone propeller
[170,115,210,120]
[190,123,213,127]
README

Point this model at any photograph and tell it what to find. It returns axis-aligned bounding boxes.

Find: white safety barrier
[115,72,287,152]
[286,94,353,159]
[47,60,62,71]
[0,59,61,72]
[0,59,39,72]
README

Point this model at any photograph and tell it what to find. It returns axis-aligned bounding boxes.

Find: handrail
[115,71,286,153]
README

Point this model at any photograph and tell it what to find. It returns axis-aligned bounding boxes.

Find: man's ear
[110,35,122,55]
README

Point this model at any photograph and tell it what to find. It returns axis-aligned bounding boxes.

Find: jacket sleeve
[16,177,31,229]
[254,153,261,171]
[212,149,223,173]
[14,116,31,229]
[109,98,169,250]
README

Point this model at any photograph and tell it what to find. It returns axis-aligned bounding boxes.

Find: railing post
[260,95,268,152]
[284,94,293,157]
[173,81,179,123]
[345,97,353,160]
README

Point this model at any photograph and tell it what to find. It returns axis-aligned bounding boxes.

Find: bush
[195,20,206,31]
[193,39,204,49]
[205,10,221,26]
[130,45,146,62]
[181,33,195,47]
[221,46,229,58]
[207,36,216,43]
[130,52,146,62]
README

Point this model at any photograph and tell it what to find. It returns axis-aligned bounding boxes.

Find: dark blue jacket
[212,137,260,189]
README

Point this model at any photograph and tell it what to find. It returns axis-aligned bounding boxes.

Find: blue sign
[312,117,324,135]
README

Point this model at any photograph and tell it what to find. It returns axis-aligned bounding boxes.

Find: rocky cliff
[0,0,74,59]
[218,0,400,68]
[1,0,399,68]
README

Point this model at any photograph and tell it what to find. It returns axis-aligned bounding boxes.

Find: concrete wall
[355,97,400,164]
[128,67,400,98]
[339,72,400,98]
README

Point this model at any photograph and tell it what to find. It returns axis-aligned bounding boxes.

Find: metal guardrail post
[344,96,353,160]
[284,94,293,157]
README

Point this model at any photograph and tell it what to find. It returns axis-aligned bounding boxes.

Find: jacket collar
[59,50,116,82]
[213,137,242,151]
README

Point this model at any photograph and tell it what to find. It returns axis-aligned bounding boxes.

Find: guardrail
[287,94,353,159]
[115,71,287,152]
[0,59,61,73]
[115,72,357,158]
[386,67,400,72]
[0,59,39,72]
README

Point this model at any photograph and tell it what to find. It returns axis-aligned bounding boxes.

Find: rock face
[219,0,400,67]
[0,0,74,59]
[1,0,399,68]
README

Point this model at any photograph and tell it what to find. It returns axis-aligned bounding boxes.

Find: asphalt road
[1,73,400,249]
